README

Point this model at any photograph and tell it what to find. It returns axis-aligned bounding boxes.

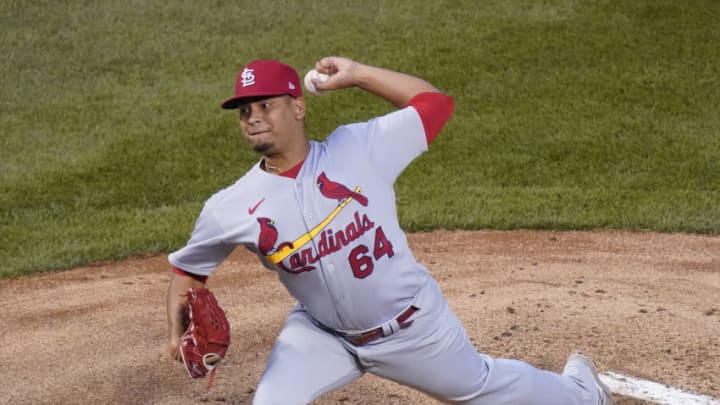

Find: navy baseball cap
[221,60,302,109]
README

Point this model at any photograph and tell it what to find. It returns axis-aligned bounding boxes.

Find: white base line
[599,372,720,405]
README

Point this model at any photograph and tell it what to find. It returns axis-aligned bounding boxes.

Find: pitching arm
[312,56,442,108]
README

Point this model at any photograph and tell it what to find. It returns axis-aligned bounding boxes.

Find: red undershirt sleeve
[172,266,208,284]
[406,92,455,144]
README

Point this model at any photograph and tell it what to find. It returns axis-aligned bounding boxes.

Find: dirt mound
[2,230,718,404]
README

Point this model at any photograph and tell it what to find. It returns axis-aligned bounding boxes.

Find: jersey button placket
[296,173,343,326]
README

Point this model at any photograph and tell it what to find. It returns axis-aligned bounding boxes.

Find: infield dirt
[2,230,719,404]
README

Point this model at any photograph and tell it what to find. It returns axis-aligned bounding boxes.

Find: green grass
[2,0,719,277]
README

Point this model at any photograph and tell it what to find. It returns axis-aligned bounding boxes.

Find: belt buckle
[343,306,418,346]
[344,328,382,346]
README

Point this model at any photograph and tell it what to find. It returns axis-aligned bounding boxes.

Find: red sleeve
[172,266,208,284]
[406,92,454,144]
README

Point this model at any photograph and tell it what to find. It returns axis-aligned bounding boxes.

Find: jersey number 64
[348,227,395,279]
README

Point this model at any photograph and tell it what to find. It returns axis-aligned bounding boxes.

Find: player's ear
[293,97,306,120]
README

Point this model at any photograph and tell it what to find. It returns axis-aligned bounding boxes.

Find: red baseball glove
[178,288,231,387]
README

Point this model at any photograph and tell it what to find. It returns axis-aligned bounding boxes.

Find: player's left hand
[176,288,231,385]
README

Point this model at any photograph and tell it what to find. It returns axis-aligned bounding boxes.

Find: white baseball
[303,69,329,95]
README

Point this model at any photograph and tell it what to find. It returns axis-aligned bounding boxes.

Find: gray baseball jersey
[169,106,428,333]
[170,94,607,405]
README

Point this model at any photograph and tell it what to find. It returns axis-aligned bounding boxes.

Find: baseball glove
[178,288,231,387]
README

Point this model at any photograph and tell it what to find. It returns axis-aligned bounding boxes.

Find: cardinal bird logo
[257,217,293,256]
[316,172,368,206]
[257,217,279,255]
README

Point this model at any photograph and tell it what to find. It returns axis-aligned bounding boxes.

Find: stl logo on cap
[240,68,256,87]
[221,60,302,110]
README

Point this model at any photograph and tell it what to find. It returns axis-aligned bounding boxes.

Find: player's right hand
[313,56,360,92]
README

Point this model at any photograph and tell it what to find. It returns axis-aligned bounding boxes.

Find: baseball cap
[221,60,302,109]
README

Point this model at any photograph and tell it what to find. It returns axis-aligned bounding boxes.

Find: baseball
[303,69,329,95]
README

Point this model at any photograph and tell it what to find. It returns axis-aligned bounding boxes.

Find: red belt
[342,306,418,346]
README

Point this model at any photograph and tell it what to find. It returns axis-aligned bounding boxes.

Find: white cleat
[564,352,613,405]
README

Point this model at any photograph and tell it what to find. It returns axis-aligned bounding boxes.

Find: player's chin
[252,142,274,154]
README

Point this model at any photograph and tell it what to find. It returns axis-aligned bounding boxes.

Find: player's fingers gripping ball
[304,69,329,95]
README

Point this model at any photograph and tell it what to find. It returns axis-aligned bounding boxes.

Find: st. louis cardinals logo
[316,172,368,206]
[254,172,391,276]
[256,217,293,256]
[240,67,255,87]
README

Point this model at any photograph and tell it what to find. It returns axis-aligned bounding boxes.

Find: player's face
[237,96,305,156]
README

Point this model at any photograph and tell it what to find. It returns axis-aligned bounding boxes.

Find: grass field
[1,0,719,277]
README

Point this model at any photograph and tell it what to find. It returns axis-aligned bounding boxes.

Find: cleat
[564,352,613,405]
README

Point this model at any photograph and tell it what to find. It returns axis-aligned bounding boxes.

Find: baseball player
[166,57,612,404]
